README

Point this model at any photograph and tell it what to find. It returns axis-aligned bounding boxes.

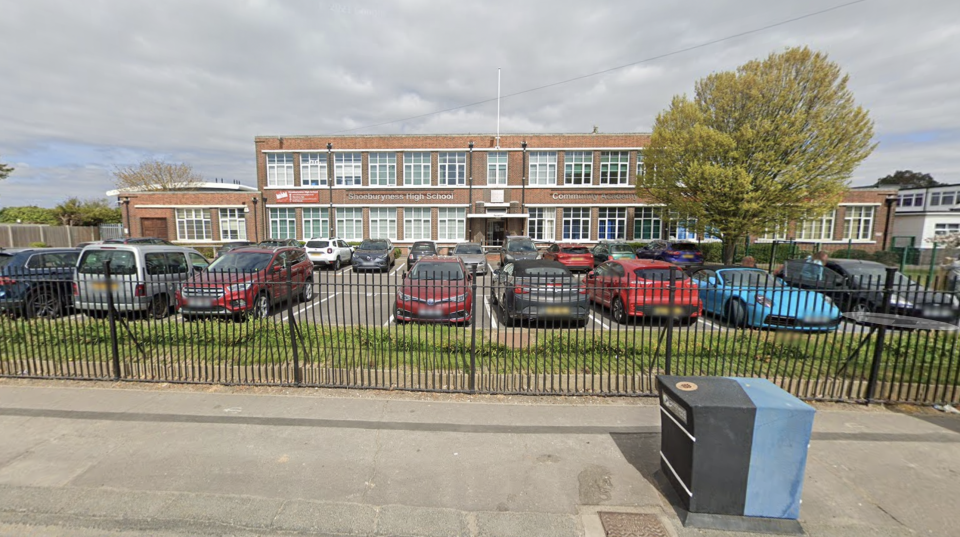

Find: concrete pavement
[0,380,958,536]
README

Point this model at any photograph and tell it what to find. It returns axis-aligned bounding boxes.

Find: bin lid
[657,376,814,414]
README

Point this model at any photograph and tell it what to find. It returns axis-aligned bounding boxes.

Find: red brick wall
[123,191,262,243]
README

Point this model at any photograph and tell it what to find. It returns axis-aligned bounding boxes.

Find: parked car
[0,247,82,318]
[305,237,353,270]
[690,266,841,331]
[778,259,960,323]
[499,235,539,268]
[491,259,589,327]
[103,237,173,245]
[541,243,595,272]
[451,242,487,275]
[352,239,395,272]
[217,241,255,258]
[636,240,704,268]
[395,256,472,324]
[406,241,438,268]
[591,241,637,264]
[257,238,303,249]
[585,260,701,324]
[177,246,314,320]
[75,244,210,319]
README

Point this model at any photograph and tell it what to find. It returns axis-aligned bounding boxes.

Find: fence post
[769,241,778,273]
[286,265,301,385]
[846,239,853,258]
[899,245,908,273]
[665,267,676,375]
[469,264,478,393]
[104,260,121,380]
[865,267,897,404]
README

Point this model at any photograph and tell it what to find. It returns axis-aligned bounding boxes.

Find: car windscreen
[722,270,780,288]
[306,240,329,248]
[506,241,536,253]
[78,250,137,276]
[843,266,918,288]
[634,268,686,281]
[0,255,12,269]
[611,245,634,253]
[358,241,388,251]
[561,247,590,254]
[408,263,464,280]
[516,266,571,277]
[670,243,700,252]
[411,244,436,252]
[207,252,273,273]
[454,245,483,254]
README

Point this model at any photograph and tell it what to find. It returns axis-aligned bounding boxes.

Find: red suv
[176,247,314,320]
[395,256,473,324]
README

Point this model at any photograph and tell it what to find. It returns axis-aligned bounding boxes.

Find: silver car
[451,242,487,275]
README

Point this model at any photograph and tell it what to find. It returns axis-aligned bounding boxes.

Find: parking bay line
[483,297,498,329]
[281,291,341,322]
[589,313,610,330]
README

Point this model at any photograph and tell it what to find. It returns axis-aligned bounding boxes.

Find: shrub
[29,242,49,248]
[871,250,901,266]
[830,248,872,260]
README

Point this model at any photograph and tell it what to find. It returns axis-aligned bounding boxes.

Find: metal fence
[1,261,958,404]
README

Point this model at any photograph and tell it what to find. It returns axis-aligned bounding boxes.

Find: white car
[305,237,353,270]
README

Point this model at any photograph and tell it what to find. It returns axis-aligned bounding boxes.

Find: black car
[778,259,960,323]
[0,247,82,318]
[490,259,589,327]
[218,241,256,257]
[406,241,438,268]
[103,237,173,245]
[498,236,539,268]
[257,239,303,249]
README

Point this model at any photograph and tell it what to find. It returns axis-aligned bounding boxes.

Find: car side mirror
[707,277,718,286]
[193,265,204,273]
[402,272,408,279]
[492,269,501,278]
[586,271,596,279]
[467,273,474,281]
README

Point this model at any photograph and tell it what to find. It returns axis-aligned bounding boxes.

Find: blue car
[690,267,840,331]
[636,240,704,268]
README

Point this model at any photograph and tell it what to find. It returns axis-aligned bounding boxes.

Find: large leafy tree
[641,47,876,263]
[113,159,202,191]
[874,170,940,190]
[53,198,122,226]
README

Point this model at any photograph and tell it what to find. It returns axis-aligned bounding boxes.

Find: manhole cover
[598,512,669,537]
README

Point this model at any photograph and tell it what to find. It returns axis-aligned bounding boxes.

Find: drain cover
[598,512,669,537]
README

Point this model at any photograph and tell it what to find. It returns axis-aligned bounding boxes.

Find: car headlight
[755,294,773,308]
[890,294,914,308]
[453,293,468,303]
[398,292,413,302]
[227,283,252,293]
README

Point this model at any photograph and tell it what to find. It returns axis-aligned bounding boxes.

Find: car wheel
[490,289,498,305]
[333,258,341,271]
[26,291,62,319]
[852,302,871,315]
[725,299,747,328]
[612,296,628,324]
[301,279,314,302]
[500,299,515,327]
[253,293,270,319]
[148,295,169,320]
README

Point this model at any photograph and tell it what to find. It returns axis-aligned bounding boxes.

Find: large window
[597,208,626,240]
[636,150,645,178]
[404,152,431,186]
[438,152,466,186]
[368,153,396,186]
[335,153,362,186]
[369,208,397,239]
[843,206,876,241]
[437,208,466,240]
[528,152,557,185]
[564,151,592,185]
[404,208,431,240]
[336,208,363,241]
[302,208,329,239]
[600,151,629,185]
[487,152,508,185]
[218,208,247,241]
[797,211,835,241]
[266,153,294,187]
[898,193,923,207]
[562,208,591,241]
[669,213,698,241]
[934,223,960,235]
[300,153,327,186]
[176,209,212,241]
[269,208,297,240]
[634,207,662,241]
[930,191,957,207]
[528,208,556,241]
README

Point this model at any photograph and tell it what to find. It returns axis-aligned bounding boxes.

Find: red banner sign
[275,190,321,203]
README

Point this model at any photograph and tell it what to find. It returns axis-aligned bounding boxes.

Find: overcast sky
[2,0,959,208]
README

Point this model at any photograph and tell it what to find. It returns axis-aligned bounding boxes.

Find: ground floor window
[369,208,397,239]
[176,208,212,241]
[934,223,960,235]
[669,214,698,241]
[759,223,789,241]
[404,208,431,240]
[269,208,297,240]
[437,208,466,240]
[336,208,363,241]
[218,208,246,241]
[528,208,556,241]
[302,208,329,239]
[843,206,875,241]
[597,208,626,240]
[633,207,661,241]
[797,211,835,241]
[562,208,590,241]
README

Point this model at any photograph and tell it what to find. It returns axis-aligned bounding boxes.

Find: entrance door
[141,218,169,240]
[487,220,505,247]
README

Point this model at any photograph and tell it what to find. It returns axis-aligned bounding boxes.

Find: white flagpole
[496,68,501,149]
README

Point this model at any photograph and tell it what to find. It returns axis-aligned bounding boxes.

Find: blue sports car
[691,267,841,331]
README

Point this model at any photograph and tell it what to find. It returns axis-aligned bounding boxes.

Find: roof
[827,259,885,267]
[415,256,460,263]
[558,243,589,248]
[613,259,674,269]
[106,182,258,196]
[227,247,284,255]
[511,259,567,270]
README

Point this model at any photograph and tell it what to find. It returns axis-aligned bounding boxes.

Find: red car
[585,259,701,324]
[395,256,472,324]
[541,243,595,272]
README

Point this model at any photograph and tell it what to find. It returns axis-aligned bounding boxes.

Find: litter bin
[657,376,815,533]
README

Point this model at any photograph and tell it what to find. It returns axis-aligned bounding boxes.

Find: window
[669,213,698,241]
[842,206,876,241]
[404,207,431,240]
[600,151,629,185]
[564,151,592,185]
[145,253,188,276]
[528,152,557,185]
[335,153,362,186]
[634,207,662,240]
[437,208,466,240]
[369,208,397,239]
[637,150,645,177]
[487,152,508,185]
[218,208,247,241]
[528,208,556,241]
[269,208,297,240]
[597,208,626,240]
[935,223,960,235]
[562,208,591,241]
[930,191,956,207]
[759,223,788,241]
[797,211,835,241]
[302,208,329,239]
[176,209,212,241]
[404,152,431,186]
[300,153,327,186]
[368,153,396,186]
[336,208,363,241]
[266,153,294,187]
[438,152,466,186]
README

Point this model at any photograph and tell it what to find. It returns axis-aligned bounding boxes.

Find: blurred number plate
[91,282,118,292]
[682,254,694,259]
[421,307,443,317]
[545,306,571,315]
[653,306,685,315]
[187,298,214,307]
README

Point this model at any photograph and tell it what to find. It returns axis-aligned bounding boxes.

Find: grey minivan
[75,244,209,319]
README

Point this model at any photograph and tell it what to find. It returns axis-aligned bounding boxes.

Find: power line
[327,0,869,135]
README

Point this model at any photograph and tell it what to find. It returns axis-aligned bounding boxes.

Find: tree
[640,47,876,264]
[53,198,122,226]
[113,159,203,191]
[928,232,960,249]
[0,156,12,181]
[874,170,941,190]
[0,206,58,225]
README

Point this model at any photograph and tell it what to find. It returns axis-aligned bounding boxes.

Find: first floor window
[266,153,294,187]
[562,208,591,241]
[564,151,592,185]
[300,153,327,186]
[404,208,431,240]
[797,211,835,241]
[634,207,662,240]
[437,208,466,240]
[269,208,297,239]
[219,208,247,241]
[369,208,397,239]
[368,153,396,186]
[597,208,626,240]
[404,152,431,186]
[528,208,556,241]
[934,223,960,235]
[528,152,557,185]
[335,153,362,185]
[843,206,875,241]
[176,209,212,241]
[600,151,629,185]
[438,152,466,185]
[487,152,508,185]
[336,208,363,241]
[302,208,329,239]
